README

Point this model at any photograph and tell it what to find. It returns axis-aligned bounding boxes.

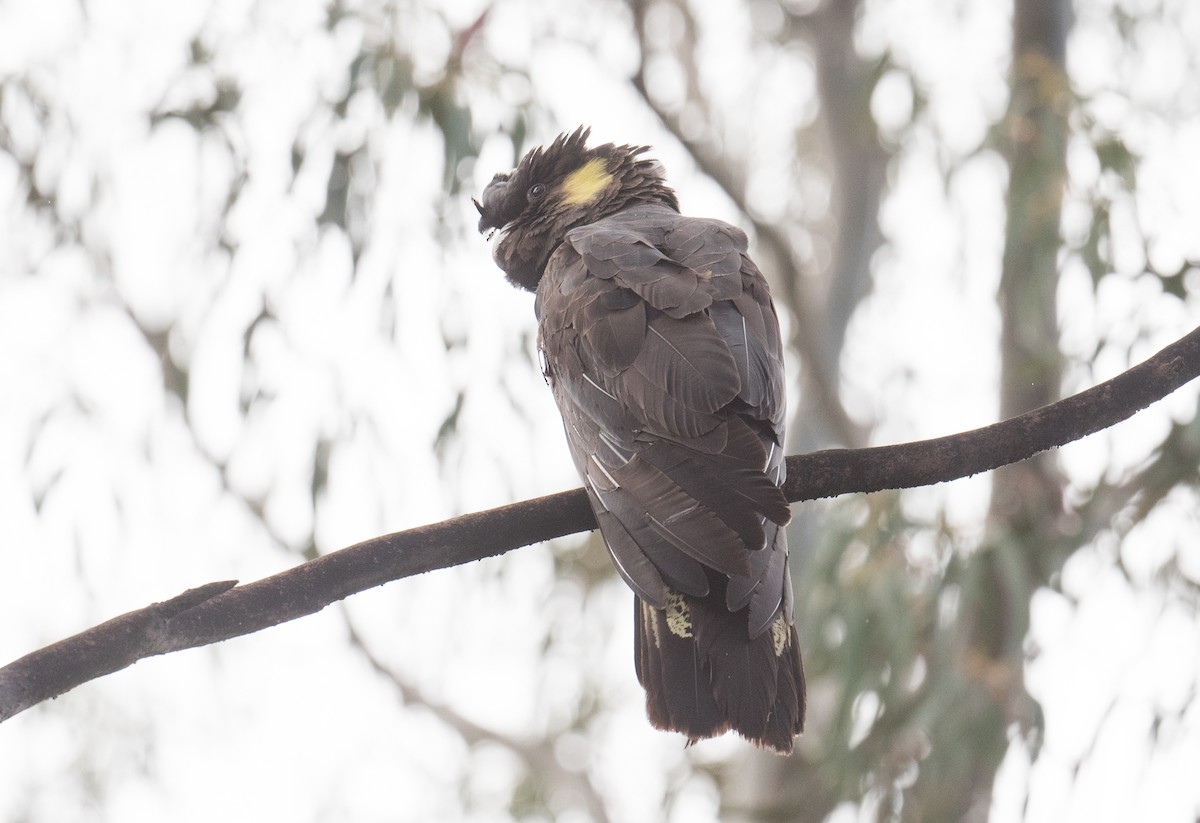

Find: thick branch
[2,325,1198,722]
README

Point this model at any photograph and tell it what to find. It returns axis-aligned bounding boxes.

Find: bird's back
[535,204,805,752]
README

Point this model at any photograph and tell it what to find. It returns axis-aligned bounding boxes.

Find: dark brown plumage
[476,127,805,753]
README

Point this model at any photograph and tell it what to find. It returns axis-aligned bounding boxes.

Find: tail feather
[634,572,806,754]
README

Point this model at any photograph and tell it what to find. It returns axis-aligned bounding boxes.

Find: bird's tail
[633,578,806,754]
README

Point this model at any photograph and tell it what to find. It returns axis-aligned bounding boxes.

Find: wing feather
[615,312,739,438]
[540,203,792,640]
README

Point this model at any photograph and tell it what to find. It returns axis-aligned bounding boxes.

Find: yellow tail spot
[561,158,613,206]
[665,591,693,639]
[771,615,790,656]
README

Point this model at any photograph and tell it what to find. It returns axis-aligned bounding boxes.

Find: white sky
[2,0,1199,821]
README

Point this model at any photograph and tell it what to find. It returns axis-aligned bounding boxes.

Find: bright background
[2,0,1199,821]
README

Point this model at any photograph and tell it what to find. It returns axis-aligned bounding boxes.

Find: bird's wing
[538,206,790,632]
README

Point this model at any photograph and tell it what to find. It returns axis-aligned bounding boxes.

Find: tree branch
[2,324,1198,723]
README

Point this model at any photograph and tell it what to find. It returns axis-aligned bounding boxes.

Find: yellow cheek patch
[560,158,613,205]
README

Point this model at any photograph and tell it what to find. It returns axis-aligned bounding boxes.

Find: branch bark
[2,324,1198,723]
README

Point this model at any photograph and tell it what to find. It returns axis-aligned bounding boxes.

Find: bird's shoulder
[535,204,786,440]
[535,204,760,333]
[561,205,749,310]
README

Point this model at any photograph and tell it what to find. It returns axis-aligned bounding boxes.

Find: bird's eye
[527,183,547,201]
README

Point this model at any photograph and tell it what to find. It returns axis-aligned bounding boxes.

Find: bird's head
[475,127,678,291]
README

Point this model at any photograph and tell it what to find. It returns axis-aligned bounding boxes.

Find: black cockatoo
[475,128,804,753]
